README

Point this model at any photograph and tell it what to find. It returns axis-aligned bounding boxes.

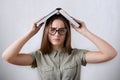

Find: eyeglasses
[48,27,67,35]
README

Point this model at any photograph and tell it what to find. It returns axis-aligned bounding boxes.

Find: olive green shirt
[30,48,88,80]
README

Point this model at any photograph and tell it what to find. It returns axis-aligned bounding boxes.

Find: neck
[52,45,63,51]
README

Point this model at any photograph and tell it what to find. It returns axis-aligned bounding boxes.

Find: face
[48,19,67,47]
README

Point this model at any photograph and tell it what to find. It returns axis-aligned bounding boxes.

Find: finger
[33,17,44,26]
[71,17,82,28]
[70,23,78,29]
[32,22,36,27]
[34,21,44,27]
[38,22,44,27]
[70,23,74,28]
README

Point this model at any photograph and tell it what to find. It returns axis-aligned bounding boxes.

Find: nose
[54,31,60,36]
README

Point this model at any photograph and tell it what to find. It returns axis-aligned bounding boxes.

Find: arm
[71,18,117,63]
[2,22,43,65]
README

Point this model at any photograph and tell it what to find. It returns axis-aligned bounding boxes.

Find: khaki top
[30,48,88,80]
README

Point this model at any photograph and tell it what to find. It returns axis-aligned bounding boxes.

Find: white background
[0,0,120,80]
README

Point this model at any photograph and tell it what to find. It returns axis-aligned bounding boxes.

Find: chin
[52,42,62,46]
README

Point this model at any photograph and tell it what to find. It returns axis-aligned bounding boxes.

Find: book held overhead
[35,8,80,27]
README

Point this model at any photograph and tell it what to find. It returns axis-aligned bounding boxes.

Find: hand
[71,18,89,34]
[28,19,44,36]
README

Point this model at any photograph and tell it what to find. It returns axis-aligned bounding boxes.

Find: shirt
[30,48,88,80]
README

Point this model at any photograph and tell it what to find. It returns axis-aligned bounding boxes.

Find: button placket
[54,51,60,68]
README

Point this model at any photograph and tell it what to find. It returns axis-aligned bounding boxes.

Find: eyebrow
[50,27,66,29]
[51,26,65,28]
[50,24,66,29]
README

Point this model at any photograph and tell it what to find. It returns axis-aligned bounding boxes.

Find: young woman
[2,14,117,80]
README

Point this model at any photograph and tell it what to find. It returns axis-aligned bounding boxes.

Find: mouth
[53,38,60,41]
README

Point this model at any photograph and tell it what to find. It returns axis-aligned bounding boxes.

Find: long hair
[40,14,72,54]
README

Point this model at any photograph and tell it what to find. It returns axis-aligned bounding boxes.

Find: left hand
[71,18,89,34]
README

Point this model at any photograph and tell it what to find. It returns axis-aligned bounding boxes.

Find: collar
[50,48,66,58]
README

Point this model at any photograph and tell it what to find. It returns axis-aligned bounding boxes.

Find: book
[35,8,80,27]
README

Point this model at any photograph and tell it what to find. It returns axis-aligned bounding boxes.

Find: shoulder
[30,50,42,68]
[31,50,42,54]
[72,48,89,66]
[71,48,89,59]
[72,48,88,55]
[30,50,43,58]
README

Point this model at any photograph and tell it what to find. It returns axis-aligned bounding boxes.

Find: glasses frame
[48,27,67,36]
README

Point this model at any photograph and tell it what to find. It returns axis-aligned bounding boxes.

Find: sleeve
[75,49,89,66]
[30,51,37,68]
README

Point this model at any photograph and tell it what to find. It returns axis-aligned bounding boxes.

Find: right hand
[28,21,44,36]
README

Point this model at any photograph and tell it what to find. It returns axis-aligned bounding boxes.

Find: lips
[53,38,60,41]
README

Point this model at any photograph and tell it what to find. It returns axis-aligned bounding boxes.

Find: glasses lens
[49,27,56,35]
[49,27,67,35]
[58,28,67,35]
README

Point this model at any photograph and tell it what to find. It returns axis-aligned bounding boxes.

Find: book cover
[35,8,80,27]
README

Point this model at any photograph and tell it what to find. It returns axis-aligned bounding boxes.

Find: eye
[59,29,65,32]
[59,28,67,33]
[50,27,56,31]
[49,27,57,34]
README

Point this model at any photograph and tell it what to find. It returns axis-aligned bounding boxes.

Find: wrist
[24,31,35,39]
[81,30,91,37]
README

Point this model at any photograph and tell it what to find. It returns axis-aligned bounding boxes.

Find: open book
[35,8,80,27]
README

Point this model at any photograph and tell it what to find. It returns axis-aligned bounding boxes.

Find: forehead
[51,19,65,28]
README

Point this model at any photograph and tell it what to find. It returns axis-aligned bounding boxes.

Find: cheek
[62,36,66,41]
[59,36,66,44]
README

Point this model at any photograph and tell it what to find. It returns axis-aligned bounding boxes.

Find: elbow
[112,50,117,59]
[2,52,12,62]
[111,47,118,58]
[106,50,117,61]
[110,48,118,59]
[2,53,9,61]
[101,50,118,62]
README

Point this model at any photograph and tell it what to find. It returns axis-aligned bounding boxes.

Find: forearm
[82,30,117,56]
[2,31,34,59]
[71,18,117,62]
